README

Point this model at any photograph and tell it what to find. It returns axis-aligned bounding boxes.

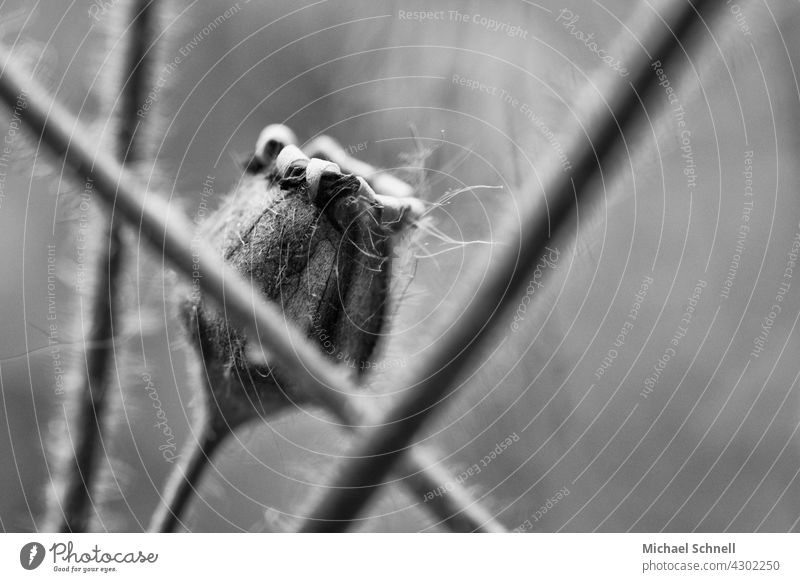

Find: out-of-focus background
[1,0,799,532]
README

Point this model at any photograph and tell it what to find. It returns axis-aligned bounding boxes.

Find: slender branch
[297,0,724,532]
[147,410,225,533]
[401,447,507,533]
[44,0,161,532]
[46,240,122,532]
[148,303,247,533]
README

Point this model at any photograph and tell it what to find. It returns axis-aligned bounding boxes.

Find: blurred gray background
[1,0,799,532]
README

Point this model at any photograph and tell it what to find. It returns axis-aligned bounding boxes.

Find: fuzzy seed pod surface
[181,159,393,425]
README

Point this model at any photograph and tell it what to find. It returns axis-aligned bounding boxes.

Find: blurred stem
[45,0,160,532]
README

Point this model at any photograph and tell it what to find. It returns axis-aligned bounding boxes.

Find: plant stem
[44,0,160,532]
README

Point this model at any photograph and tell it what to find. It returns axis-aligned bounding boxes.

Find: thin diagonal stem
[402,447,506,533]
[148,406,225,533]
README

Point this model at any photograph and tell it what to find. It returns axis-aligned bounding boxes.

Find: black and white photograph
[0,0,798,578]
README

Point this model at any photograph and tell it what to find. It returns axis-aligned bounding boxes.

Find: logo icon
[20,542,45,570]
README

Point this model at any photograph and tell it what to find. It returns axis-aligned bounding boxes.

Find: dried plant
[0,0,725,533]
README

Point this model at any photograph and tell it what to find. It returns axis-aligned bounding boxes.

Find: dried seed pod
[181,140,395,427]
[151,127,423,532]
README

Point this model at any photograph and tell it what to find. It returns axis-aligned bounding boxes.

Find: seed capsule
[181,133,404,425]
